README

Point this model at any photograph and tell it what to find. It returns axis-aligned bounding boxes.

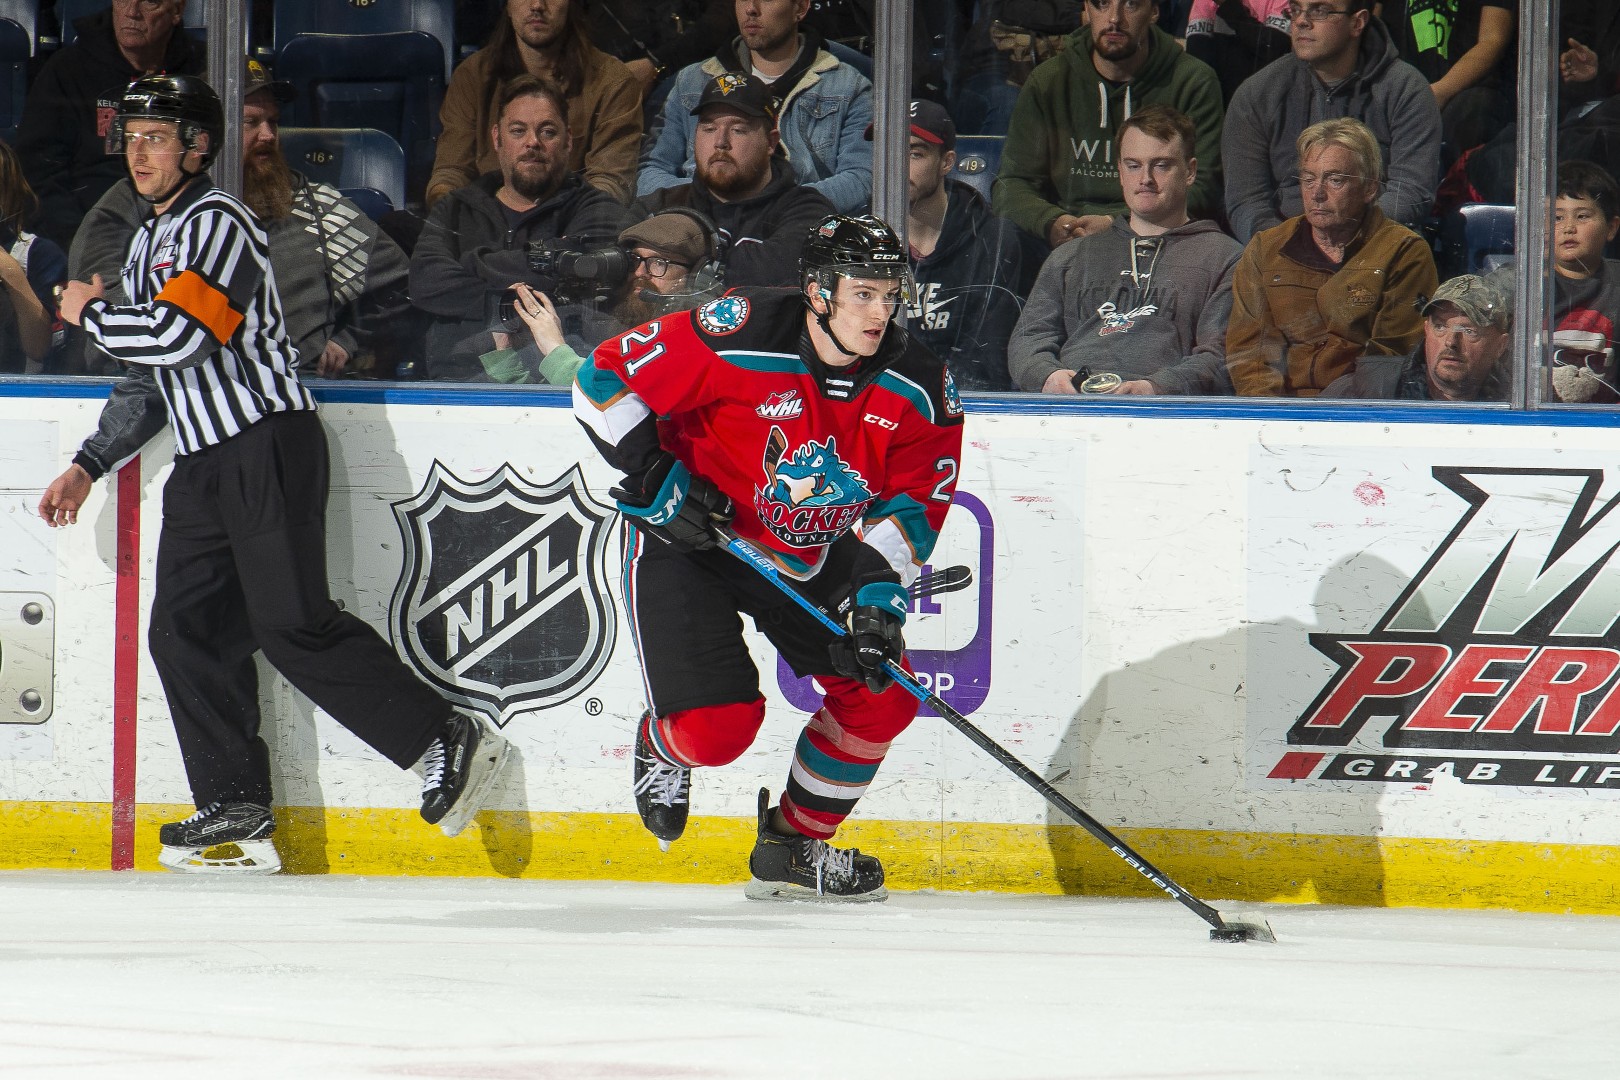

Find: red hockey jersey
[575,288,965,582]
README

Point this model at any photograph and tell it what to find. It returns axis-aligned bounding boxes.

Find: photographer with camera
[478,209,726,384]
[410,74,636,381]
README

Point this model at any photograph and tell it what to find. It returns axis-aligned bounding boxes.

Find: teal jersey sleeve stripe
[874,370,937,423]
[576,361,629,407]
[866,492,934,552]
[716,350,808,376]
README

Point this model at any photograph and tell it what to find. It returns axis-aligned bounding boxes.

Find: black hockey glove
[611,452,734,552]
[829,580,908,694]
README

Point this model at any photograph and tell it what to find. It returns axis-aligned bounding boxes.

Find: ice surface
[2,871,1617,1078]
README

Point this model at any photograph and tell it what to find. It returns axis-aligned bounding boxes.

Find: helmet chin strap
[138,165,202,208]
[807,275,864,358]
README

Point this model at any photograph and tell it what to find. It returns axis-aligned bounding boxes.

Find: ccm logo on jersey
[863,412,898,430]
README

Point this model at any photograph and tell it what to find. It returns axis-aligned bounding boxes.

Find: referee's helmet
[113,74,226,168]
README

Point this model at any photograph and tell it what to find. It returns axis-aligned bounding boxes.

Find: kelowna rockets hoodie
[991,24,1224,241]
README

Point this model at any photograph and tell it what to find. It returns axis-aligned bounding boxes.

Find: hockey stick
[720,530,1276,943]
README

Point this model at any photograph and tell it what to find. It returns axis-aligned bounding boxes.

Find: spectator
[1550,160,1620,404]
[17,0,206,249]
[1558,3,1620,115]
[1184,0,1293,103]
[1322,272,1509,400]
[1222,0,1441,243]
[427,0,643,208]
[638,0,874,213]
[992,0,1224,250]
[411,76,637,380]
[636,73,833,287]
[1008,104,1241,395]
[952,1,1084,135]
[70,63,412,380]
[1379,0,1515,160]
[898,99,1023,391]
[0,142,67,375]
[584,1,734,102]
[479,210,724,384]
[1226,117,1438,396]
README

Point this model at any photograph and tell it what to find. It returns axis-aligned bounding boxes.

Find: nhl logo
[389,462,617,727]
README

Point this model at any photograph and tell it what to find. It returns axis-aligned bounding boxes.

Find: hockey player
[574,214,964,902]
[36,75,508,873]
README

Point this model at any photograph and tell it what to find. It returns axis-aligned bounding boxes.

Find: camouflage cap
[1423,273,1513,330]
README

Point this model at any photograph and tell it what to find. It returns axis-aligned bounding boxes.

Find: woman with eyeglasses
[1226,117,1439,396]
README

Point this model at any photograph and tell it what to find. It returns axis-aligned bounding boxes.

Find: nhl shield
[390,463,617,727]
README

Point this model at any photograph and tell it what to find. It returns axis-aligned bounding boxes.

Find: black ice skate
[420,714,510,837]
[157,801,281,874]
[744,788,887,903]
[632,712,691,850]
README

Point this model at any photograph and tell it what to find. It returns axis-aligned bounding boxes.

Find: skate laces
[420,738,447,793]
[632,753,689,807]
[805,838,855,894]
[178,801,222,825]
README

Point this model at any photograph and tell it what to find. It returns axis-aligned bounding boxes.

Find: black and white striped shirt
[82,178,314,456]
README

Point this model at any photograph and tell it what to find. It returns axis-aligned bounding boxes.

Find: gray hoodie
[1006,216,1242,394]
[1221,16,1441,243]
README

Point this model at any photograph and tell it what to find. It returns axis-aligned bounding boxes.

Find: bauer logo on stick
[389,463,617,727]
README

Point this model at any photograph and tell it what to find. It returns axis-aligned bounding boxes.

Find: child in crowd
[1551,160,1620,404]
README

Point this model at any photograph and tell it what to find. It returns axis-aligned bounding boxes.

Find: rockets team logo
[390,463,617,727]
[1271,467,1620,790]
[697,295,749,335]
[754,426,874,548]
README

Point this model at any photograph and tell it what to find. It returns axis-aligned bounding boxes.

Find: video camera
[527,237,631,305]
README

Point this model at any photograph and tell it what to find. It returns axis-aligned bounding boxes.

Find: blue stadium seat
[340,187,395,221]
[278,127,407,215]
[275,32,445,210]
[0,0,37,53]
[950,135,1004,202]
[1441,203,1515,277]
[59,0,206,46]
[827,40,873,81]
[272,0,457,83]
[0,18,27,135]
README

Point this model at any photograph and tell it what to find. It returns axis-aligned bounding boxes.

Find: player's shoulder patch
[942,368,964,418]
[696,294,750,336]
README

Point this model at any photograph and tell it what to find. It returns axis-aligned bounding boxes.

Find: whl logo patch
[756,390,804,420]
[390,463,617,727]
[1274,467,1620,789]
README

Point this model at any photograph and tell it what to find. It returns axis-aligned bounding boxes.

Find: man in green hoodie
[991,0,1224,250]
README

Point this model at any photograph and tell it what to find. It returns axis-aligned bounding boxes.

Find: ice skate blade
[657,838,672,852]
[439,724,511,838]
[743,877,888,904]
[1210,912,1277,943]
[158,839,281,875]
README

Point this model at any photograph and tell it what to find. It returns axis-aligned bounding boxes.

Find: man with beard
[18,0,205,248]
[1322,273,1510,401]
[69,63,412,379]
[411,74,637,380]
[898,99,1022,392]
[635,73,833,287]
[993,0,1224,248]
[427,0,641,207]
[638,0,873,213]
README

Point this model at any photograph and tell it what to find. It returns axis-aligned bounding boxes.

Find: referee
[37,75,508,873]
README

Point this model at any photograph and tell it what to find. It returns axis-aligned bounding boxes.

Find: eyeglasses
[1427,316,1487,340]
[1285,4,1353,23]
[1295,171,1367,192]
[627,253,688,278]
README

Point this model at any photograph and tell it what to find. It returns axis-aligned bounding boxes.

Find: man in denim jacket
[637,0,873,213]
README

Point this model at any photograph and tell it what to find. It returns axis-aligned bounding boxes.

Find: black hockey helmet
[800,214,912,296]
[113,74,225,167]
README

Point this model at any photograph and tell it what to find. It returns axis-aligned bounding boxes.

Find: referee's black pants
[148,410,453,808]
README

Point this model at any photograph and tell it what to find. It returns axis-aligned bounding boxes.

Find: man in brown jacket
[427,0,642,207]
[1226,117,1437,397]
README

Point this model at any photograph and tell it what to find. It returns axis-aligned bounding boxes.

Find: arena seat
[0,0,38,54]
[827,40,873,81]
[950,135,1004,202]
[338,187,395,221]
[0,17,27,138]
[279,127,407,216]
[272,0,457,83]
[275,32,445,210]
[1440,203,1516,277]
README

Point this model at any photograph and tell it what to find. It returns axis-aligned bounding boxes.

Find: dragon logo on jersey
[697,295,749,335]
[389,462,617,728]
[755,426,874,547]
[756,390,804,420]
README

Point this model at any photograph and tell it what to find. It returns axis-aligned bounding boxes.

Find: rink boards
[5,383,1620,914]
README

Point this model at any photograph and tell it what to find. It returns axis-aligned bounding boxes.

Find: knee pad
[659,697,767,767]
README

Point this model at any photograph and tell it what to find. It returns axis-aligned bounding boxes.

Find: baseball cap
[863,99,957,152]
[244,58,295,104]
[620,211,711,267]
[691,73,778,121]
[1423,274,1512,330]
